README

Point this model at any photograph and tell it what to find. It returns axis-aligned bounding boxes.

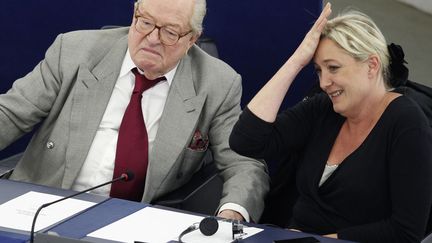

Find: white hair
[135,0,206,34]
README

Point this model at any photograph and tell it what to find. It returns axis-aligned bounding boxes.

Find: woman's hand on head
[246,3,331,122]
[290,2,332,68]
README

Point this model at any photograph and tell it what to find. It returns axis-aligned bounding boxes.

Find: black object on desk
[274,236,320,243]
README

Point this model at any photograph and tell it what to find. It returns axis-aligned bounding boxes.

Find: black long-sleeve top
[230,93,432,243]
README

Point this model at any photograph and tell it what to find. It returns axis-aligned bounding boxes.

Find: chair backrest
[259,152,299,227]
[0,152,23,179]
[196,36,219,58]
[394,80,432,128]
[152,151,223,215]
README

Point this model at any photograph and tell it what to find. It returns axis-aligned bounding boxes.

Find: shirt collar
[118,48,178,86]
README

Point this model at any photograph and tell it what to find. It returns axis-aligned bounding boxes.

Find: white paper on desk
[0,191,96,231]
[88,207,263,243]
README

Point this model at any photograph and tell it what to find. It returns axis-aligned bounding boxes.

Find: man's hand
[217,209,245,221]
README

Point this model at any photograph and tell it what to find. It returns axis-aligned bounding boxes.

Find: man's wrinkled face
[128,0,198,79]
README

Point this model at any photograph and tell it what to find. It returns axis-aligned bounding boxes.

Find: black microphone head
[199,216,219,236]
[122,171,135,182]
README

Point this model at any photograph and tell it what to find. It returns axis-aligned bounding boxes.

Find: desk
[0,179,353,243]
[0,179,107,242]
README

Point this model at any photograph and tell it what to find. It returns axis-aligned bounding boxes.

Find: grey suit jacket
[0,27,269,221]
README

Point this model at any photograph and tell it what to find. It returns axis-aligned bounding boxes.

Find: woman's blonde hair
[322,10,390,86]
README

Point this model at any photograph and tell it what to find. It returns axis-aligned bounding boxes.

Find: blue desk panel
[49,199,353,243]
[0,180,354,243]
[0,179,107,204]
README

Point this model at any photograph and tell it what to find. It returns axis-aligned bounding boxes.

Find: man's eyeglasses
[134,10,192,46]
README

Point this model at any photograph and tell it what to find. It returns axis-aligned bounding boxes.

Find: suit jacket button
[46,141,55,149]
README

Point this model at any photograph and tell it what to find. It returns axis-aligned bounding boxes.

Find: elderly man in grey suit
[0,0,269,222]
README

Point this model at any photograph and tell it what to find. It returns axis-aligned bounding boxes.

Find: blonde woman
[230,4,432,242]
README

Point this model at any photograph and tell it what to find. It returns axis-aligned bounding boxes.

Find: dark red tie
[110,68,166,201]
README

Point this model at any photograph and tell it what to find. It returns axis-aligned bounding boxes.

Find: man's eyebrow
[137,8,183,29]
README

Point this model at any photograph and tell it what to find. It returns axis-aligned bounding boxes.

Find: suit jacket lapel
[143,53,207,201]
[63,36,128,188]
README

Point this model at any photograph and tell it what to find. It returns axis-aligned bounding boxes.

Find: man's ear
[188,32,201,48]
[367,54,381,78]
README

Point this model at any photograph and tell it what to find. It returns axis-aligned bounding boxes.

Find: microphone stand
[29,173,130,243]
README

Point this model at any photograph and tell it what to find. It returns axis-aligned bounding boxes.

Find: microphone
[199,216,219,236]
[178,216,246,243]
[29,171,134,243]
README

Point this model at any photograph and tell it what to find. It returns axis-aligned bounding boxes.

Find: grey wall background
[324,0,432,88]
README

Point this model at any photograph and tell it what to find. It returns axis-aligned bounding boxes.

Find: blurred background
[324,0,432,87]
[0,0,431,160]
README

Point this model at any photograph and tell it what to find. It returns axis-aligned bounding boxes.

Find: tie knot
[131,68,166,93]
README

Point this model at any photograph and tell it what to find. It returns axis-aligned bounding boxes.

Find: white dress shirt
[71,49,250,222]
[72,49,175,194]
